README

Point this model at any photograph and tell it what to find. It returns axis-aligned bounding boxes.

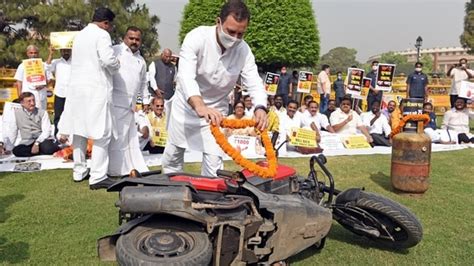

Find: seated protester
[243,95,254,118]
[323,99,336,119]
[385,100,402,129]
[422,102,444,143]
[270,94,286,116]
[267,95,275,109]
[330,96,373,144]
[226,101,256,137]
[441,98,474,144]
[279,100,302,146]
[361,101,391,146]
[298,94,314,114]
[423,102,437,130]
[0,92,60,157]
[144,97,167,154]
[301,101,335,135]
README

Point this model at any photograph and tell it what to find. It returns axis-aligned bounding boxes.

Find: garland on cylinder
[389,114,430,138]
[210,118,277,178]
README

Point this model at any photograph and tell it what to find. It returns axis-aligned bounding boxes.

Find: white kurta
[108,43,148,176]
[168,25,267,156]
[45,57,71,98]
[61,23,120,139]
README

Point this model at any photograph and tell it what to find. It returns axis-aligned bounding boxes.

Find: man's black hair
[303,94,313,101]
[415,61,423,67]
[372,60,379,65]
[92,7,115,22]
[287,99,299,107]
[423,102,433,108]
[125,26,143,35]
[322,64,330,71]
[219,0,250,23]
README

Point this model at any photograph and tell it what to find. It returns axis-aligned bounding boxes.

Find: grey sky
[138,0,467,62]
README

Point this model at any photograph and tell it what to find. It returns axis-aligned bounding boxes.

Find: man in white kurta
[162,1,268,176]
[14,45,50,110]
[60,8,120,189]
[108,27,149,176]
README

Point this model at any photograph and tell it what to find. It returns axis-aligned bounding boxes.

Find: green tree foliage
[319,47,360,74]
[380,52,412,76]
[460,0,474,54]
[0,0,159,67]
[179,0,320,71]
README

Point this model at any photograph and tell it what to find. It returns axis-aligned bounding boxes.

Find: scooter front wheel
[334,191,423,249]
[116,219,212,266]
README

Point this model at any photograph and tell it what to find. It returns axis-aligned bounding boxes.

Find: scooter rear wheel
[116,219,212,266]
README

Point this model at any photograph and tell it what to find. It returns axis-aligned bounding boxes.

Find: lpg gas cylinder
[391,120,431,193]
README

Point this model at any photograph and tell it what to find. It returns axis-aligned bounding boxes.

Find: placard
[346,68,364,96]
[289,128,317,147]
[342,135,372,149]
[152,128,168,147]
[23,59,46,86]
[228,135,257,157]
[375,63,396,92]
[50,31,78,49]
[459,80,474,100]
[297,71,313,93]
[264,72,279,95]
[352,77,371,100]
[319,134,345,150]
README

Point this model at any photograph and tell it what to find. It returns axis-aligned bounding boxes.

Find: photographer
[447,58,474,108]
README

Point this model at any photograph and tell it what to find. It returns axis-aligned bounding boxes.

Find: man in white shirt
[0,92,59,156]
[61,7,120,189]
[301,101,335,133]
[108,26,149,176]
[46,46,71,137]
[162,0,268,176]
[270,94,286,116]
[361,101,392,146]
[14,45,50,110]
[447,58,474,108]
[317,64,331,113]
[330,96,373,143]
[441,98,474,143]
[243,95,254,117]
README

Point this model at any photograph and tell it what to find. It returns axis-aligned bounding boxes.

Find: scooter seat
[170,175,229,192]
[241,161,296,180]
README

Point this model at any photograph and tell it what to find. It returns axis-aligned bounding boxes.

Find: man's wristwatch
[254,105,268,113]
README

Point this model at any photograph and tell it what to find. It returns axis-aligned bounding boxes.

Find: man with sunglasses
[61,7,120,189]
[162,0,267,176]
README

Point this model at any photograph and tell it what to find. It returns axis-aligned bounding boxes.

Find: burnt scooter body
[98,155,423,265]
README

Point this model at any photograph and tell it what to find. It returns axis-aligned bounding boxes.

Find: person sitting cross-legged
[441,97,474,144]
[330,96,373,144]
[361,101,392,146]
[301,100,335,137]
[0,92,60,157]
[144,96,168,154]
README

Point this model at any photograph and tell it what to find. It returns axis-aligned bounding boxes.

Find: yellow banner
[50,31,78,49]
[290,128,317,147]
[23,59,46,86]
[342,135,372,149]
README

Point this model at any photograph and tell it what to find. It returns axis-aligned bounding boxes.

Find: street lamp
[415,36,423,62]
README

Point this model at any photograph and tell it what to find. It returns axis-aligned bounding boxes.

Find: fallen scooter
[98,120,422,265]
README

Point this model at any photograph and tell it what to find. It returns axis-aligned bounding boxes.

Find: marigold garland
[211,118,277,178]
[389,114,430,138]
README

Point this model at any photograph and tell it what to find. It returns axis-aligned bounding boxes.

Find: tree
[179,0,320,72]
[319,47,360,74]
[0,0,159,67]
[380,52,412,76]
[460,0,474,54]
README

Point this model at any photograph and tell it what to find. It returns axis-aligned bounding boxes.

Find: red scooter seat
[170,175,229,192]
[241,161,296,180]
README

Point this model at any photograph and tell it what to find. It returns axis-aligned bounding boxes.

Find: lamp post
[415,36,423,62]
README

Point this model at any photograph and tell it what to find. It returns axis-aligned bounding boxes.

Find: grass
[0,149,473,265]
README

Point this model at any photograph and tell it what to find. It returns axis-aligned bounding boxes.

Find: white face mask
[461,63,467,68]
[415,67,422,72]
[372,66,378,71]
[218,20,242,50]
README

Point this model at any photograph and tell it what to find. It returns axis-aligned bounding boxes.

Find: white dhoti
[108,107,149,176]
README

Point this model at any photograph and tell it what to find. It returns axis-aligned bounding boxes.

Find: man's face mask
[415,67,422,72]
[372,65,378,71]
[218,19,242,50]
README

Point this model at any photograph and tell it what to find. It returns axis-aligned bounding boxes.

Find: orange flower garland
[210,118,277,178]
[389,114,430,138]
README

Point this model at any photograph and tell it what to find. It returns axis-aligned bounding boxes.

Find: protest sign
[289,128,317,147]
[460,80,474,100]
[346,68,364,96]
[375,64,396,92]
[264,72,279,95]
[23,59,46,86]
[50,31,78,49]
[319,134,345,150]
[352,77,371,100]
[228,135,257,157]
[402,98,424,132]
[297,71,313,93]
[342,135,372,149]
[152,128,168,147]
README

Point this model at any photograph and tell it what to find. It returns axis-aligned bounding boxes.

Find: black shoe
[89,177,116,190]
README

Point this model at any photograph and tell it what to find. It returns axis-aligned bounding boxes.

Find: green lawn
[0,149,473,265]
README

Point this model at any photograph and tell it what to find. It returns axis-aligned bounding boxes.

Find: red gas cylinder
[391,119,431,193]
